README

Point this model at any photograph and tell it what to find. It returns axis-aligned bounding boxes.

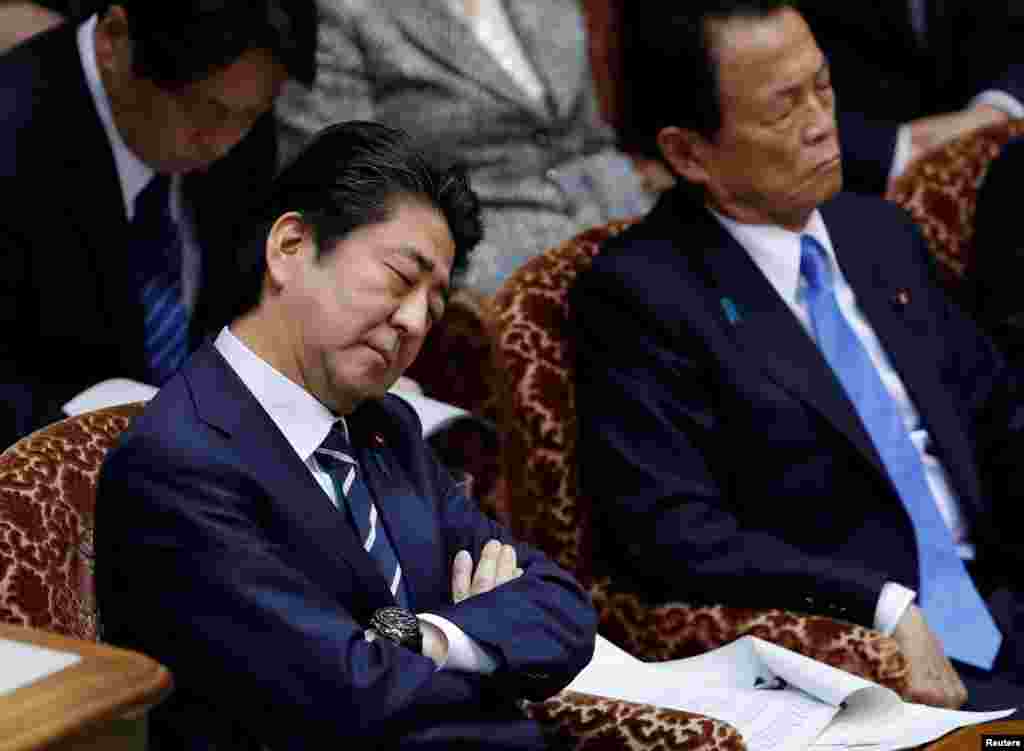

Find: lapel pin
[373,433,385,446]
[720,297,742,325]
[892,289,911,309]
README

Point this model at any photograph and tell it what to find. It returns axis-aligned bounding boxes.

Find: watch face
[371,607,422,652]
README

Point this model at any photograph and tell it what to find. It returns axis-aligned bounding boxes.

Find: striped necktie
[316,423,408,607]
[800,234,1001,669]
[130,174,189,386]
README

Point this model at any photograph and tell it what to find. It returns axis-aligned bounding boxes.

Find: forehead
[336,200,455,277]
[709,8,824,113]
[187,47,288,111]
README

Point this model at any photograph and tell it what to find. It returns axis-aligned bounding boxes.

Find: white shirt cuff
[874,582,917,636]
[890,124,915,180]
[417,613,498,674]
[971,90,1024,119]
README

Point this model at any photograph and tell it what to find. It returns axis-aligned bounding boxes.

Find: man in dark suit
[0,0,317,449]
[574,0,1024,713]
[798,1,1024,194]
[96,121,597,750]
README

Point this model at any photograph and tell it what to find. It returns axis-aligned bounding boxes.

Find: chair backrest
[888,118,1024,287]
[0,403,146,639]
[491,219,637,586]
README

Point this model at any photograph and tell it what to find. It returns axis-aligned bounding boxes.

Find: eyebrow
[396,247,451,302]
[766,60,830,101]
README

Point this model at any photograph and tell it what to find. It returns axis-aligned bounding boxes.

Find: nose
[389,289,431,342]
[804,92,836,145]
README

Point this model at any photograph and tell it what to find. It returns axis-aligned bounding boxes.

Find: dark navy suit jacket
[0,23,278,449]
[799,2,1024,194]
[96,343,596,750]
[573,188,1024,631]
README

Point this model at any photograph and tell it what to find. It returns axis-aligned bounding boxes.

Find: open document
[567,635,1013,751]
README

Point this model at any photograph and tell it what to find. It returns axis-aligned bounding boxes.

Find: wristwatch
[369,607,423,654]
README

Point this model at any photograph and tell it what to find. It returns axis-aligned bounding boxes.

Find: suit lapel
[503,0,584,120]
[686,203,888,478]
[350,415,447,611]
[188,346,396,617]
[389,0,549,118]
[44,26,142,375]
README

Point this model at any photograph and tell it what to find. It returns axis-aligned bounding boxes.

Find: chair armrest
[525,689,744,751]
[590,576,909,697]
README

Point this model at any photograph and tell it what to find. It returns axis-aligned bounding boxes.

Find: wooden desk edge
[0,625,173,751]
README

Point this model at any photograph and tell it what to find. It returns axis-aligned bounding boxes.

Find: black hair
[99,0,317,88]
[627,0,793,155]
[230,121,483,322]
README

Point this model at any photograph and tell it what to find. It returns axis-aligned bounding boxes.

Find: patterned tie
[316,423,408,607]
[799,234,1001,669]
[130,174,189,386]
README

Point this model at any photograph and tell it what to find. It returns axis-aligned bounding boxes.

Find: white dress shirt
[445,0,546,102]
[213,327,496,673]
[77,15,202,310]
[711,208,974,635]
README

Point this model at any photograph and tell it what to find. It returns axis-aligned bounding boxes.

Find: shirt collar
[77,14,154,220]
[213,327,347,462]
[709,207,838,306]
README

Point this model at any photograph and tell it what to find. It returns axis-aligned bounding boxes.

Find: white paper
[0,638,81,695]
[388,388,471,437]
[62,378,158,416]
[568,635,1014,751]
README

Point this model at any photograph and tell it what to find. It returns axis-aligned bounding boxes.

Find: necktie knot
[800,234,832,292]
[318,422,355,464]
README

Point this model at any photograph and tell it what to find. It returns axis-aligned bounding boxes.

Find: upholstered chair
[0,405,743,751]
[887,118,1024,290]
[490,220,911,695]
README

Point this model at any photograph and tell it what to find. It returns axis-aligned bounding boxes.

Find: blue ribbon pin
[720,297,742,325]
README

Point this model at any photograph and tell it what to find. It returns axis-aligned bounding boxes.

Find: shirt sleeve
[971,90,1024,119]
[889,124,915,180]
[874,581,917,635]
[418,613,499,674]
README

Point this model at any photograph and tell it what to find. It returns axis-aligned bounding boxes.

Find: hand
[892,605,968,709]
[907,105,1009,166]
[451,539,523,604]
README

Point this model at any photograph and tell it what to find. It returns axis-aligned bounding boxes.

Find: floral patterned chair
[490,220,911,694]
[887,118,1024,289]
[0,404,743,751]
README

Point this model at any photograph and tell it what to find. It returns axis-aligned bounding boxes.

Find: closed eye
[386,264,413,288]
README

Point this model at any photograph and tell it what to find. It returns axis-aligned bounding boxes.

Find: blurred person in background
[276,0,655,295]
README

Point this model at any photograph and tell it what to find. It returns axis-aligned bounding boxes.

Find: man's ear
[265,212,308,288]
[657,126,712,188]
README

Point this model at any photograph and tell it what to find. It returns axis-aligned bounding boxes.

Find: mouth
[363,342,393,367]
[815,153,841,172]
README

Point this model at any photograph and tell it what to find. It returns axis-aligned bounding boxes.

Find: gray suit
[276,0,649,292]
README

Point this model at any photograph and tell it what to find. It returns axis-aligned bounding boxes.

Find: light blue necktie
[800,234,1001,670]
[317,424,409,608]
